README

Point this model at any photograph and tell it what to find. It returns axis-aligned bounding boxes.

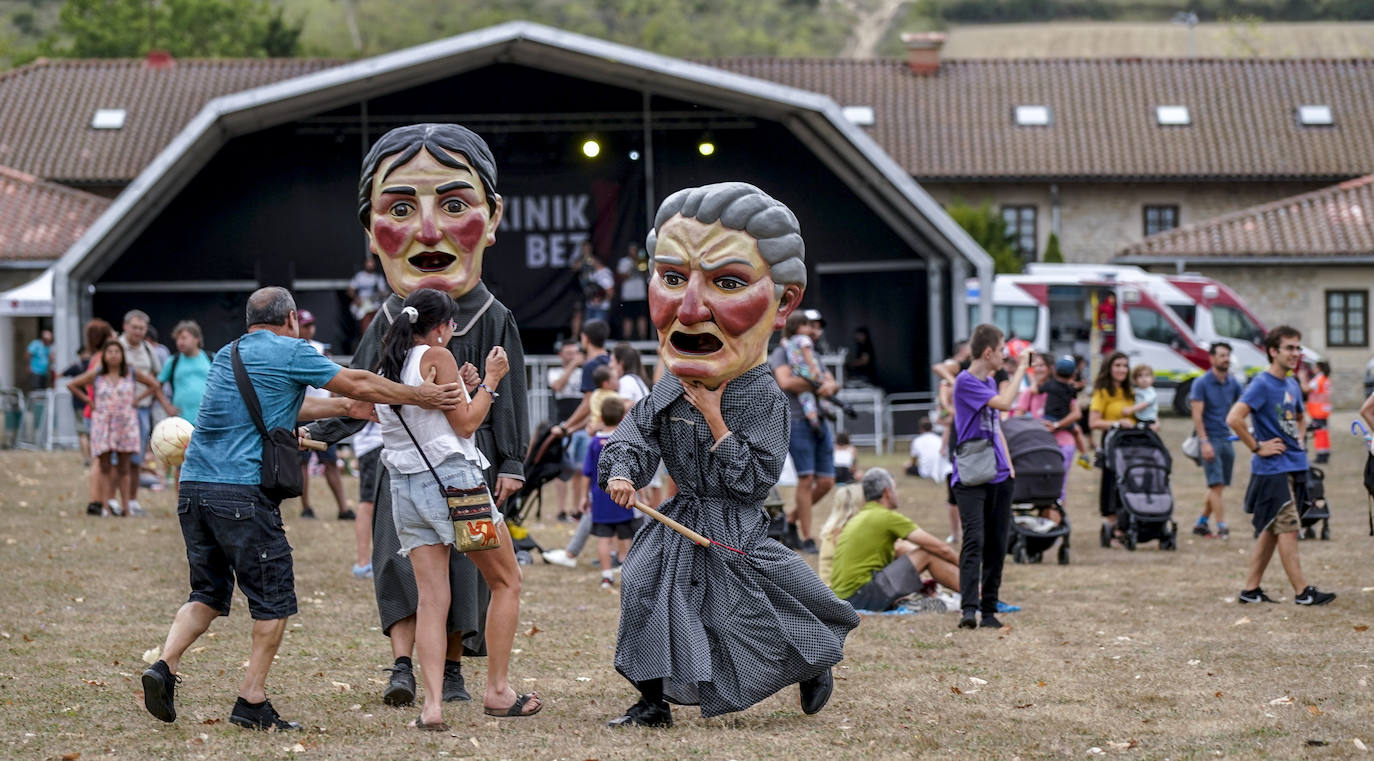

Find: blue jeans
[789,418,834,478]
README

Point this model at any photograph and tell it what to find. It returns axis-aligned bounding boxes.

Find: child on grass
[585,396,634,589]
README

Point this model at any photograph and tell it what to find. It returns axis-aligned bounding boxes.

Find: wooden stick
[300,438,328,452]
[634,501,711,548]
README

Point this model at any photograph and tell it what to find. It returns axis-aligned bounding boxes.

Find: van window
[967,306,1038,342]
[1212,305,1262,343]
[1127,307,1183,346]
[1168,303,1197,329]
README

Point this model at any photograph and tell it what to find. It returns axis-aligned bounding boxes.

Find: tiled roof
[0,163,111,261]
[0,57,340,184]
[706,57,1374,181]
[1116,174,1374,261]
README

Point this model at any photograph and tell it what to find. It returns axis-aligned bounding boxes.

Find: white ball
[150,416,195,467]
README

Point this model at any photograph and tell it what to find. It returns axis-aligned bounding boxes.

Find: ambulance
[1160,274,1269,378]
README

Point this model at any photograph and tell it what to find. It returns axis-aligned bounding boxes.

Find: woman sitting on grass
[373,288,540,730]
[67,338,172,517]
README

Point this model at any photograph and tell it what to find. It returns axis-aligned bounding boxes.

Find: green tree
[1043,232,1064,262]
[945,200,1023,274]
[48,0,301,57]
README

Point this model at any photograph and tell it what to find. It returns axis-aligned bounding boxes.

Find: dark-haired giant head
[645,182,805,387]
[358,124,503,299]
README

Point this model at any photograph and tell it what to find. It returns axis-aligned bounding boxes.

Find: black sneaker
[336,510,357,521]
[1192,523,1211,537]
[798,539,819,555]
[441,660,471,702]
[383,661,416,706]
[86,502,103,516]
[229,698,301,731]
[979,614,1004,629]
[1238,587,1279,604]
[300,506,317,520]
[1295,586,1336,606]
[958,612,978,630]
[141,659,180,723]
[607,699,673,728]
[799,668,833,715]
[1216,525,1230,540]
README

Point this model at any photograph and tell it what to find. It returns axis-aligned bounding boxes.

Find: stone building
[1117,175,1374,407]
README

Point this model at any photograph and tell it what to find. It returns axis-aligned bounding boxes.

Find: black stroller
[1299,466,1332,541]
[501,420,567,559]
[1002,416,1072,565]
[1099,425,1177,551]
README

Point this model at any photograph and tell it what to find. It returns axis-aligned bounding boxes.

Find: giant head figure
[646,182,806,388]
[358,124,503,299]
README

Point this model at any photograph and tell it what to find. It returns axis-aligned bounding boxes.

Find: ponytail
[374,289,458,383]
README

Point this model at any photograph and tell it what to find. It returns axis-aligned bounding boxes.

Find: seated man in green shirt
[829,468,960,612]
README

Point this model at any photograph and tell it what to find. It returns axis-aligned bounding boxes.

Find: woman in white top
[374,289,541,729]
[611,342,650,406]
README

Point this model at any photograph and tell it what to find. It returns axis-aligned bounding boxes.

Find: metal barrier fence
[1,388,81,451]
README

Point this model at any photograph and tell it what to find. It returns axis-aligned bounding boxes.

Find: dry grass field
[2,415,1372,760]
[939,21,1374,58]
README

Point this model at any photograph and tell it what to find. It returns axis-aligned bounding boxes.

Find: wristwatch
[1250,442,1260,453]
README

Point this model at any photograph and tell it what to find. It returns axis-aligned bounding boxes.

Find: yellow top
[1090,386,1135,425]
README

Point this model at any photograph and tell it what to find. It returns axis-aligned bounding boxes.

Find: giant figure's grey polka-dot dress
[599,364,859,717]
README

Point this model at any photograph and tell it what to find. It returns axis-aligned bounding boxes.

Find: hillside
[933,21,1374,58]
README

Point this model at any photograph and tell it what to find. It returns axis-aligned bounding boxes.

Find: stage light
[697,139,715,157]
[628,150,641,161]
[581,139,601,158]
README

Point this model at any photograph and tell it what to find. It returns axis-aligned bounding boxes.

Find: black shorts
[834,466,853,485]
[843,556,921,612]
[358,448,381,504]
[178,482,296,620]
[592,520,636,539]
[620,300,648,320]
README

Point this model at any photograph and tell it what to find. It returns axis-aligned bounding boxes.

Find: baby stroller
[1099,424,1177,551]
[501,420,567,559]
[1299,466,1331,541]
[1002,416,1072,565]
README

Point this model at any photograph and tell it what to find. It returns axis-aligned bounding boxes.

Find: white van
[1162,274,1269,377]
[968,266,1211,410]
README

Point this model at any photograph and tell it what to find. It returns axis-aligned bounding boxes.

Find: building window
[1001,205,1037,260]
[1326,290,1368,347]
[1143,205,1179,236]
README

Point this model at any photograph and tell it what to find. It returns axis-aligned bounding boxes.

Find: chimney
[901,32,946,75]
[144,50,175,70]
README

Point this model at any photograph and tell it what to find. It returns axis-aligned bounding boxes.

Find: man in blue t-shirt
[141,287,463,733]
[26,330,52,390]
[1226,326,1335,607]
[1189,342,1243,539]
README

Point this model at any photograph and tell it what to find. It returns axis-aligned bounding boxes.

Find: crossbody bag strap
[394,408,448,494]
[231,339,270,440]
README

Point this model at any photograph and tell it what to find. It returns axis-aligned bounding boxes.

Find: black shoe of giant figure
[383,661,417,706]
[607,699,673,728]
[799,668,834,715]
[229,698,302,731]
[141,659,179,723]
[442,661,471,702]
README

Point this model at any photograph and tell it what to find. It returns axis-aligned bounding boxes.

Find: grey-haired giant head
[644,182,807,387]
[358,123,503,299]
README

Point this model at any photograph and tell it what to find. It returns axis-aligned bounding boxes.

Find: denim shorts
[1201,438,1235,487]
[388,454,503,556]
[177,481,296,620]
[789,418,835,478]
[561,429,591,479]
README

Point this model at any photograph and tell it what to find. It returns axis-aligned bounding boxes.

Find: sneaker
[958,612,978,630]
[336,509,357,521]
[229,698,302,731]
[542,548,577,568]
[1076,453,1093,470]
[1238,587,1279,604]
[107,498,123,516]
[1294,586,1336,606]
[601,577,616,590]
[351,563,373,579]
[1192,523,1211,537]
[979,614,1004,629]
[127,500,146,517]
[556,511,572,523]
[607,699,673,728]
[86,502,102,516]
[1216,525,1230,540]
[300,506,317,520]
[441,661,471,702]
[382,661,416,706]
[141,659,180,723]
[798,539,819,555]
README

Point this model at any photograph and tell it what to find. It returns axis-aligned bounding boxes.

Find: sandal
[411,716,450,732]
[483,692,542,718]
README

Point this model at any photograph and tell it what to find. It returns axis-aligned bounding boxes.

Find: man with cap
[296,310,354,521]
[771,307,841,553]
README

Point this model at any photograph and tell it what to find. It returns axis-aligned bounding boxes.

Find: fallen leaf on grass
[1215,692,1223,698]
[82,679,105,687]
[1106,740,1138,750]
[1014,703,1034,709]
[61,753,80,761]
[1187,659,1201,666]
[330,682,351,692]
[469,737,480,749]
[187,733,208,746]
[1355,625,1369,632]
[1037,681,1047,687]
[1087,748,1104,756]
[1234,617,1251,626]
[190,646,207,654]
[950,686,963,695]
[1308,705,1324,716]
[142,647,161,665]
[969,677,988,685]
[576,676,592,682]
[1354,738,1368,751]
[201,718,221,725]
[1269,696,1294,705]
[525,626,541,637]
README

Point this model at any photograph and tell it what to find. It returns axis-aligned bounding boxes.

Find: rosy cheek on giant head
[648,277,680,333]
[370,217,410,258]
[710,281,775,338]
[444,213,489,253]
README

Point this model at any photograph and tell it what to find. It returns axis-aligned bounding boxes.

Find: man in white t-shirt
[118,309,163,516]
[297,310,353,521]
[616,243,649,340]
[348,257,390,335]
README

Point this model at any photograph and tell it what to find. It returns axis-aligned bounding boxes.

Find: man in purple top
[951,323,1028,631]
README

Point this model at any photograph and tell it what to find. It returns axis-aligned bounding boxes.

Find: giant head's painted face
[359,124,502,299]
[647,183,805,388]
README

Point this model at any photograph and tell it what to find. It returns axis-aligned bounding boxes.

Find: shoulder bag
[394,409,501,553]
[231,339,304,501]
